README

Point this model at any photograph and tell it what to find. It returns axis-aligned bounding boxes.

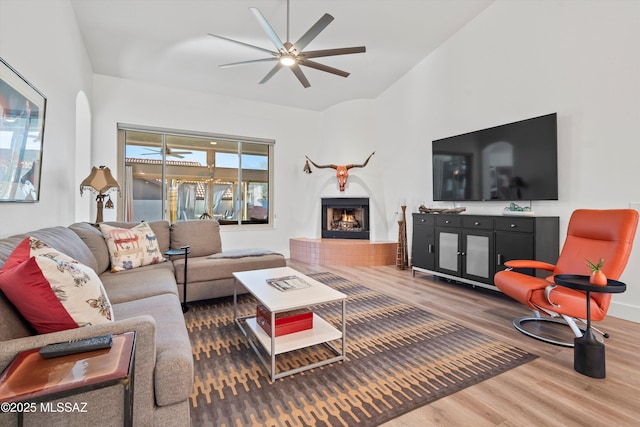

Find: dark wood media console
[411,213,559,290]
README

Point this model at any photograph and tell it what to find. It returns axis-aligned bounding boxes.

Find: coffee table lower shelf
[244,314,341,355]
[237,310,345,381]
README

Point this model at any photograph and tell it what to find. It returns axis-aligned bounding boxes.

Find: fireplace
[321,197,369,239]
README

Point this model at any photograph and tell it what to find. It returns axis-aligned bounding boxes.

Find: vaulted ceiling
[70,0,494,111]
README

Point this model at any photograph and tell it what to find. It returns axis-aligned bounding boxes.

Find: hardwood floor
[286,260,640,427]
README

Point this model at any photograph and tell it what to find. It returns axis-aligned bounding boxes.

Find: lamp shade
[80,166,120,195]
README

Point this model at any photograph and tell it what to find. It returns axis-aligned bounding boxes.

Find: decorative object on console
[304,152,375,191]
[418,205,466,214]
[208,0,366,88]
[502,202,534,216]
[0,57,47,202]
[80,166,120,223]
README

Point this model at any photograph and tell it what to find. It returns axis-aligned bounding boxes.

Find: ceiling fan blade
[259,63,284,84]
[290,64,310,88]
[220,58,279,68]
[208,33,275,55]
[299,59,350,78]
[302,46,366,59]
[249,7,286,52]
[293,13,334,52]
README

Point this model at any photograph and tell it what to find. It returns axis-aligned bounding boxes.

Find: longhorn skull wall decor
[303,151,375,191]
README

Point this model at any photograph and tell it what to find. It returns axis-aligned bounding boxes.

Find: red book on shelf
[256,305,313,337]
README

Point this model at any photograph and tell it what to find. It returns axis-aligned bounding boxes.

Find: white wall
[2,0,638,322]
[0,0,93,236]
[91,74,322,255]
[360,0,640,321]
[309,99,392,241]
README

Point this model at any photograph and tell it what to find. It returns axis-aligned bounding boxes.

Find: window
[118,125,274,226]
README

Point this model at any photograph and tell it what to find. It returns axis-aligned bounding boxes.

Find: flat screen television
[432,113,558,202]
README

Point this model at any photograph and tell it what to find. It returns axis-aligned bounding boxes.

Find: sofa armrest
[0,316,157,426]
[1,316,155,369]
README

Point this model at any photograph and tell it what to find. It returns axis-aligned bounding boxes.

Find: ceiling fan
[141,147,193,159]
[208,0,366,88]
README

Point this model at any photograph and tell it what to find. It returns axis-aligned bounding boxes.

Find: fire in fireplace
[321,197,369,239]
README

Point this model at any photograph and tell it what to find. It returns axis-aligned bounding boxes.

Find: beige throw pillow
[100,222,166,272]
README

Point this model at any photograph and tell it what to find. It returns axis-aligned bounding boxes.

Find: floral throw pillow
[0,254,114,334]
[100,222,166,272]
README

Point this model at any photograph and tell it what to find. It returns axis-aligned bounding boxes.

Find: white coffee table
[233,267,347,381]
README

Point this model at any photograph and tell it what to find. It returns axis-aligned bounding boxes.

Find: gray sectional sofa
[0,219,285,426]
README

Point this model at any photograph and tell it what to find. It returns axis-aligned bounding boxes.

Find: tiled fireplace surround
[290,197,397,266]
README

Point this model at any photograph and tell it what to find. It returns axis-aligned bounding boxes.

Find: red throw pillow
[0,255,114,334]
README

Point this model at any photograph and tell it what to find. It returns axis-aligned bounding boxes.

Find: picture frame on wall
[0,57,47,202]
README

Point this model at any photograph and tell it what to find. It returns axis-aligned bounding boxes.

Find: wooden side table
[0,332,136,426]
[165,245,191,313]
[554,274,626,378]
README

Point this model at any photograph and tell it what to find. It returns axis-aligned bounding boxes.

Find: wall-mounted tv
[432,113,558,202]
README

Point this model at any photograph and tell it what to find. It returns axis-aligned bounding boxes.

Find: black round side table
[165,245,191,313]
[553,274,626,379]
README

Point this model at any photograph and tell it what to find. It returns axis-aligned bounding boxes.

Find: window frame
[117,123,275,228]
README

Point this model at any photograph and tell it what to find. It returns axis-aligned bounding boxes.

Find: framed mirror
[0,57,47,202]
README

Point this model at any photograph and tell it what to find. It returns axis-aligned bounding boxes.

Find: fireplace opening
[322,197,369,239]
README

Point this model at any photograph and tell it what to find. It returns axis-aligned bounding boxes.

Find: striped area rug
[185,272,536,426]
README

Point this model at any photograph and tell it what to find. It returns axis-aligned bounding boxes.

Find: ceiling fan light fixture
[279,56,296,67]
[210,0,366,87]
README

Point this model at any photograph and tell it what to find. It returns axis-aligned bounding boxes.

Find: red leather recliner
[494,209,638,346]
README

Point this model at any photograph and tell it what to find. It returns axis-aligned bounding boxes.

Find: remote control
[39,334,113,359]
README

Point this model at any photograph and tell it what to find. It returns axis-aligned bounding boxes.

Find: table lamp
[80,166,120,223]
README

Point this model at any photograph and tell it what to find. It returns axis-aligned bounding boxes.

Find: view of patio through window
[119,126,273,225]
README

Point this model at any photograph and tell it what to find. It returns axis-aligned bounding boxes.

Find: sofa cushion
[100,222,166,272]
[0,254,113,334]
[170,220,222,257]
[173,252,286,284]
[112,293,193,407]
[99,265,178,304]
[69,222,111,274]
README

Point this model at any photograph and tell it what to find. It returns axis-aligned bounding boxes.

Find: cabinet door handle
[497,254,503,265]
[421,218,425,222]
[474,222,480,226]
[428,244,433,253]
[445,220,450,224]
[460,252,465,256]
[510,224,516,228]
